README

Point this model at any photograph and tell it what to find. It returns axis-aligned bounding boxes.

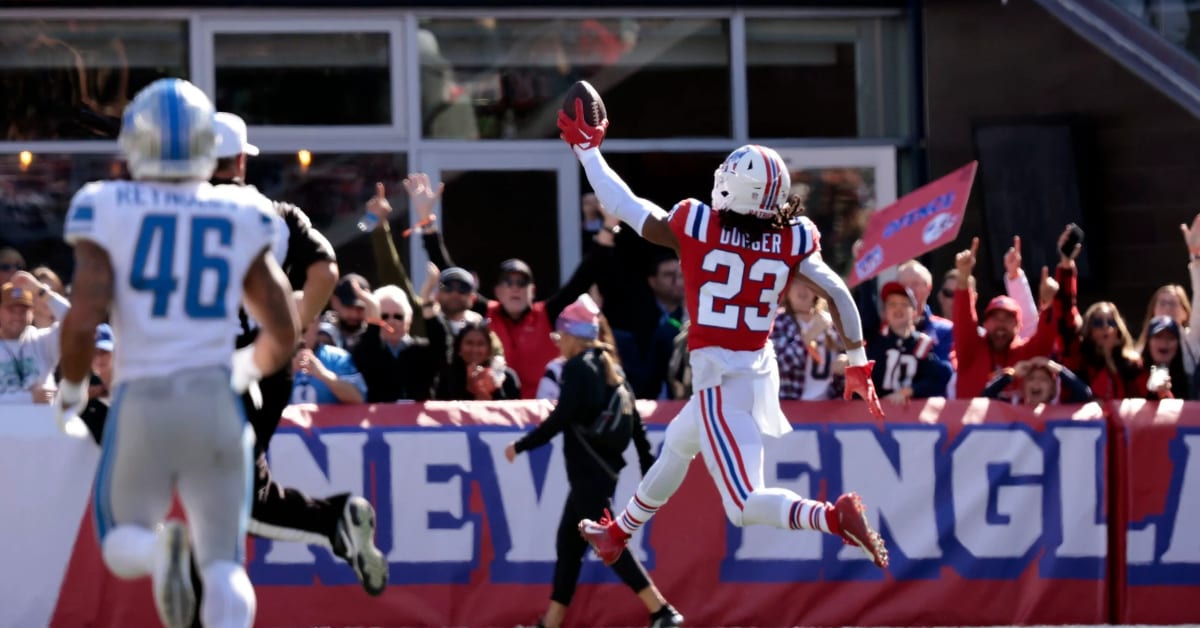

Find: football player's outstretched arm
[795,252,884,417]
[59,241,113,384]
[243,248,301,377]
[573,147,679,253]
[795,253,865,359]
[558,99,679,253]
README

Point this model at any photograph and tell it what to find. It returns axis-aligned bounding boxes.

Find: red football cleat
[578,509,630,565]
[827,492,889,569]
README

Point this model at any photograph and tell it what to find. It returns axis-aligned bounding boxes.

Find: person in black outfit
[83,113,387,600]
[351,284,444,402]
[504,295,683,628]
[435,321,522,401]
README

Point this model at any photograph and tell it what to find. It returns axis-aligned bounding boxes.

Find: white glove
[54,379,89,437]
[231,345,264,395]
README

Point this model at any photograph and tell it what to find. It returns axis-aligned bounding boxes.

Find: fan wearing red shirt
[952,237,1060,398]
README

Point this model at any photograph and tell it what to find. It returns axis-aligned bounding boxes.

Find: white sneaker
[336,497,388,596]
[152,521,196,628]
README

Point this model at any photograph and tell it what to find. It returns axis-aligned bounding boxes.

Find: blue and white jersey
[290,344,367,404]
[64,179,278,384]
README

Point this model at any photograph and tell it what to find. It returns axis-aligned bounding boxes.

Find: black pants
[243,368,348,550]
[552,480,651,605]
[85,368,348,550]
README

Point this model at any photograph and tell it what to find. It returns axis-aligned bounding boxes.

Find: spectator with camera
[869,282,953,403]
[1129,214,1200,394]
[504,294,683,628]
[1049,228,1147,401]
[951,237,1060,399]
[1141,315,1190,399]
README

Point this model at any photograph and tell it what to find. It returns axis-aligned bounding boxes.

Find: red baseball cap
[880,281,917,308]
[984,295,1022,327]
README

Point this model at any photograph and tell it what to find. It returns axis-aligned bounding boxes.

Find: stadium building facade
[0,0,1197,313]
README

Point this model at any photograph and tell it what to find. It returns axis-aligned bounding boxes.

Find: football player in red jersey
[558,99,889,570]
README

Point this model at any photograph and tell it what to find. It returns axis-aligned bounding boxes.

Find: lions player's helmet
[118,78,218,181]
[711,144,792,219]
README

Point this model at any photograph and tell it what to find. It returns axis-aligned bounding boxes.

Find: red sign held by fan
[849,161,978,287]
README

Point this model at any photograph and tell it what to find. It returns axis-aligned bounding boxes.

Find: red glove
[844,360,885,419]
[557,98,608,150]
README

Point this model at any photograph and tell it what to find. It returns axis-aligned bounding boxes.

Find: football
[562,80,607,127]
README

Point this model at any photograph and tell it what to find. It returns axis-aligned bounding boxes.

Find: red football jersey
[670,198,820,352]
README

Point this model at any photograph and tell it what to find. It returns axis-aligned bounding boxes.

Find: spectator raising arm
[1003,236,1040,341]
[951,239,983,373]
[1054,225,1085,365]
[366,182,427,339]
[405,173,454,270]
[1179,214,1200,367]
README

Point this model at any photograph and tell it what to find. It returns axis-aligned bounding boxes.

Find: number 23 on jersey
[696,249,791,332]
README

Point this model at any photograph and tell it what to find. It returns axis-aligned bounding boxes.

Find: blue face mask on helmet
[118,78,218,181]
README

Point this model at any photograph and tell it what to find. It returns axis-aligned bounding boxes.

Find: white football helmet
[118,78,218,181]
[711,144,792,219]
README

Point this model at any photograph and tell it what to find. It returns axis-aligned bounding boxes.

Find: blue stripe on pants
[705,387,749,501]
[234,388,253,564]
[93,384,127,542]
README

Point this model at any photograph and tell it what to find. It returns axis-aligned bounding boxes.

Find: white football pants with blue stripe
[615,355,831,536]
[93,366,256,627]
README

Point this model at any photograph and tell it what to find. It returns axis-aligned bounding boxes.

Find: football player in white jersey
[55,78,299,628]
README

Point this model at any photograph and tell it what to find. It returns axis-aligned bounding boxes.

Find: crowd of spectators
[5,177,1200,410]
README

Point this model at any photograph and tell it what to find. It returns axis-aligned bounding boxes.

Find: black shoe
[650,604,683,628]
[334,496,388,596]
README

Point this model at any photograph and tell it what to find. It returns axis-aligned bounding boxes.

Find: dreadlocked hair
[716,193,807,241]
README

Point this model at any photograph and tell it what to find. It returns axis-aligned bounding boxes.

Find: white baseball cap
[213,112,260,158]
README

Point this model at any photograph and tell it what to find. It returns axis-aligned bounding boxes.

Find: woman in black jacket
[505,295,682,628]
[434,321,521,400]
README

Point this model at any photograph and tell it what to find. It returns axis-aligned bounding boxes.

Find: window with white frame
[214,31,392,126]
[0,19,188,141]
[418,17,731,140]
